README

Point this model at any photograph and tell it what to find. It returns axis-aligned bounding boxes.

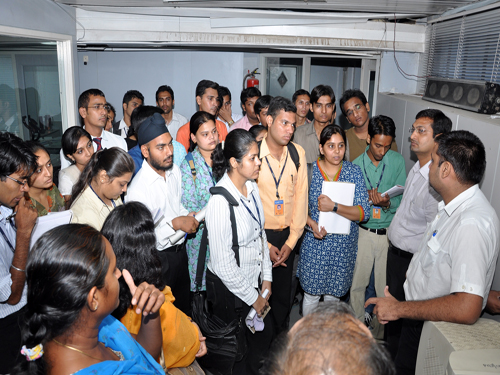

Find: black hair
[107,102,116,118]
[310,85,335,105]
[155,85,174,103]
[218,86,231,100]
[24,142,51,184]
[249,125,268,140]
[77,89,105,126]
[130,105,164,139]
[101,202,165,321]
[436,130,486,186]
[211,129,256,182]
[13,224,109,375]
[240,87,261,107]
[188,111,217,152]
[319,125,347,161]
[415,109,452,137]
[368,115,396,139]
[254,95,273,118]
[69,148,135,207]
[0,132,37,181]
[61,127,92,164]
[292,89,310,104]
[267,96,296,121]
[122,90,144,106]
[195,80,219,98]
[339,89,368,116]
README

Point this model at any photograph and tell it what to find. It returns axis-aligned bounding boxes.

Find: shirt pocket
[421,235,441,277]
[285,171,297,202]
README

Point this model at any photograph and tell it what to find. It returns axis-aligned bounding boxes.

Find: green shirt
[352,148,406,229]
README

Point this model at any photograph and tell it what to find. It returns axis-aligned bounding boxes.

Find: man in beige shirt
[340,89,397,162]
[257,96,308,334]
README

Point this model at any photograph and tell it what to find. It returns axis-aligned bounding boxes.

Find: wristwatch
[333,202,338,212]
[228,119,234,126]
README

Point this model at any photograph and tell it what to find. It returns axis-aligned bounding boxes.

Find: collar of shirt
[0,206,13,225]
[259,136,287,162]
[362,146,390,171]
[219,173,256,203]
[305,120,316,136]
[415,159,431,180]
[118,119,128,130]
[140,158,175,185]
[439,184,479,217]
[83,125,103,139]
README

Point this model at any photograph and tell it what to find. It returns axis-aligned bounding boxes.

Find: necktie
[93,137,102,151]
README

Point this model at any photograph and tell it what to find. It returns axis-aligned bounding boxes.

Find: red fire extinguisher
[243,68,260,90]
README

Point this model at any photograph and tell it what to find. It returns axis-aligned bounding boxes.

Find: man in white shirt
[383,109,451,359]
[367,130,500,375]
[60,89,128,169]
[155,85,188,140]
[0,133,38,373]
[113,90,144,138]
[126,112,198,314]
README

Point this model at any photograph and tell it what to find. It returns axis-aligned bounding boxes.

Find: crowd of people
[1,79,499,375]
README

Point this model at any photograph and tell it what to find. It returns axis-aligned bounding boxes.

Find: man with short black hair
[340,89,397,162]
[60,89,127,169]
[155,85,187,140]
[127,113,198,314]
[350,115,406,338]
[257,96,308,334]
[114,90,144,138]
[254,95,273,126]
[292,89,311,128]
[217,86,242,130]
[176,80,228,152]
[230,87,262,131]
[368,130,499,375]
[294,85,336,164]
[0,133,38,373]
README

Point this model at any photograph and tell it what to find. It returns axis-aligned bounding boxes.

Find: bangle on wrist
[11,264,26,273]
[382,200,392,212]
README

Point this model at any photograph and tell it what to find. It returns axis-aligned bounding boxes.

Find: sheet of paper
[30,210,73,249]
[318,181,355,235]
[380,185,405,199]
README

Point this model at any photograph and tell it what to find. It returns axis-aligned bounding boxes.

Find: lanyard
[239,192,262,232]
[0,224,15,253]
[363,156,386,190]
[203,160,216,186]
[89,184,116,208]
[265,150,288,199]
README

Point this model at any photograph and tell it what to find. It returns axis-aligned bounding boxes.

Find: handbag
[191,186,247,375]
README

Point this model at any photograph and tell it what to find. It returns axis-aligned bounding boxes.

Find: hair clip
[21,344,44,361]
[221,141,225,150]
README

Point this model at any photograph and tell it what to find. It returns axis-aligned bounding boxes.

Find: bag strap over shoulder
[257,140,300,171]
[185,152,197,181]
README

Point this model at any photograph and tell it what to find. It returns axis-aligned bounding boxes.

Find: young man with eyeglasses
[340,89,398,162]
[383,109,451,361]
[0,132,38,373]
[60,89,128,169]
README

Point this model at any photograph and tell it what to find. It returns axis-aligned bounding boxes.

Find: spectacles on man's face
[4,175,28,187]
[409,126,428,135]
[346,104,365,117]
[87,104,111,111]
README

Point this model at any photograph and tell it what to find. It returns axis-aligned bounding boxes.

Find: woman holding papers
[298,125,370,316]
[180,111,219,294]
[26,142,65,216]
[69,147,134,230]
[59,127,94,203]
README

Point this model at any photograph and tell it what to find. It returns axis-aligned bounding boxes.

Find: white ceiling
[55,0,480,17]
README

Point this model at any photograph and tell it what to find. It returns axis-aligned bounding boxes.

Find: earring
[92,303,98,312]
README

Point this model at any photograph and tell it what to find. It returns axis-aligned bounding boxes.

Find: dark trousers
[385,243,413,360]
[395,319,424,375]
[0,308,25,373]
[206,270,274,375]
[157,244,191,316]
[265,227,295,335]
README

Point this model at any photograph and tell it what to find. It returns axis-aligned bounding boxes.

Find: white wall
[77,50,260,119]
[379,51,420,95]
[377,92,500,322]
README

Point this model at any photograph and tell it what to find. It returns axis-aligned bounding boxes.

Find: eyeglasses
[409,127,428,135]
[87,104,111,111]
[5,175,28,187]
[346,104,365,117]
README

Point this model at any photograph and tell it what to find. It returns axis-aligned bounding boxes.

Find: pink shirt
[229,115,254,132]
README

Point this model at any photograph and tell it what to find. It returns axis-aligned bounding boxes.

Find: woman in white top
[59,127,94,203]
[69,147,134,230]
[205,129,273,375]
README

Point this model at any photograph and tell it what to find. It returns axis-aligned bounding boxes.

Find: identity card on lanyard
[265,152,288,217]
[240,193,266,252]
[363,157,386,220]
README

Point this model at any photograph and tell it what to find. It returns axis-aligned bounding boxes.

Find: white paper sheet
[168,207,207,245]
[30,210,73,249]
[380,185,405,199]
[318,181,355,235]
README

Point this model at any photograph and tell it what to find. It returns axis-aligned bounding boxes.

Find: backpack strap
[184,152,197,181]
